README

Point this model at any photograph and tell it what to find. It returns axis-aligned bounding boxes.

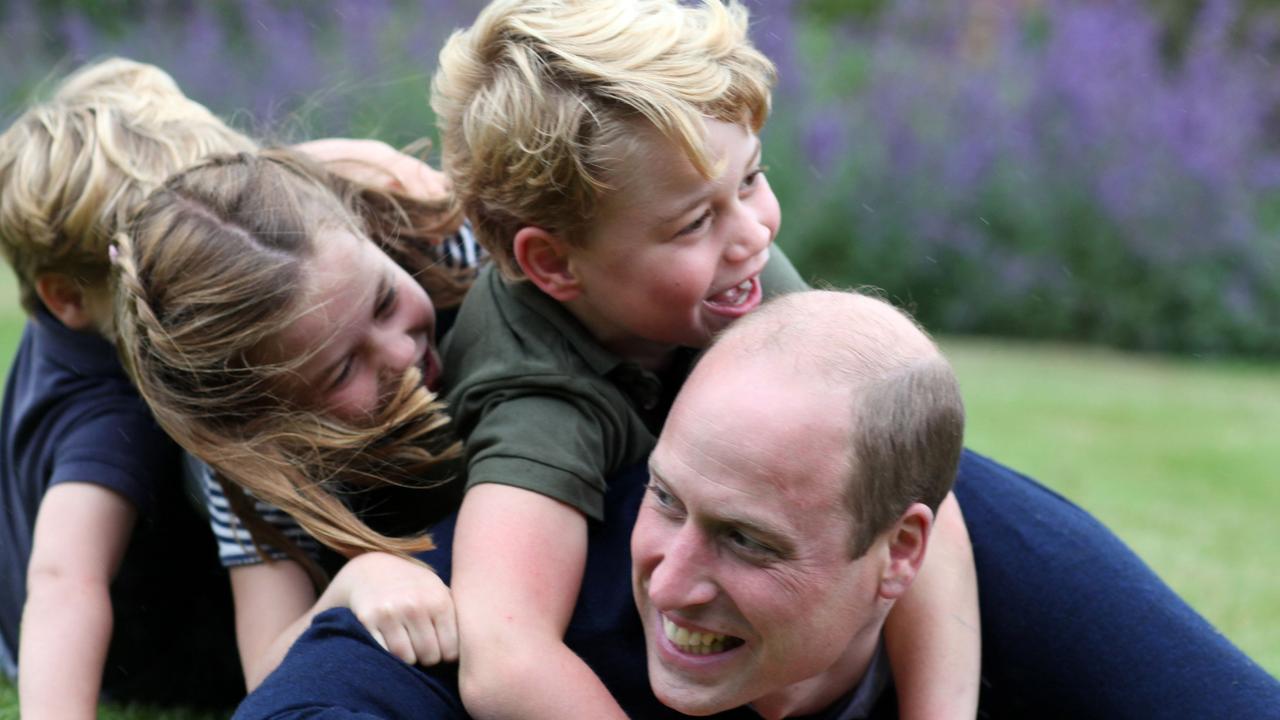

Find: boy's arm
[883,491,981,719]
[19,482,137,720]
[452,483,628,720]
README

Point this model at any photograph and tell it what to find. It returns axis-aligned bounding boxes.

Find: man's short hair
[431,0,775,278]
[725,290,966,557]
[0,57,254,313]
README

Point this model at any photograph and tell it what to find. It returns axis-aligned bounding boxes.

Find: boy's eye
[677,209,712,237]
[374,283,398,319]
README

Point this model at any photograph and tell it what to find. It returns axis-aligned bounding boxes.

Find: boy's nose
[724,208,772,263]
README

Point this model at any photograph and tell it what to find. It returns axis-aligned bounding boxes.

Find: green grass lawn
[943,336,1280,675]
[0,266,1275,715]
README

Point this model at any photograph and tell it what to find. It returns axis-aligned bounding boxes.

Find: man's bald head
[702,290,965,556]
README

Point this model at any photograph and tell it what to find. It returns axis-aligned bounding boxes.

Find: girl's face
[261,228,440,422]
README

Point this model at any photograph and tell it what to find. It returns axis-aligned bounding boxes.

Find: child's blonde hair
[0,57,256,316]
[431,0,775,278]
[113,149,468,580]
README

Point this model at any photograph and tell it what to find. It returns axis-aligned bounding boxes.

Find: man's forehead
[658,363,854,510]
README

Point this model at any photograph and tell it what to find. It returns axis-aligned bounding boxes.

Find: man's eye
[726,528,774,557]
[646,481,680,512]
[374,284,397,318]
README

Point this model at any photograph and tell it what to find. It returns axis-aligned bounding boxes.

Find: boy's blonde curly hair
[431,0,775,279]
[0,57,256,316]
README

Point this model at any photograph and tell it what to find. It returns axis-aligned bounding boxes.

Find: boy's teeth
[662,615,736,655]
[708,278,754,306]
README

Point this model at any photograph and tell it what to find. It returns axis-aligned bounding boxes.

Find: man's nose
[646,525,718,611]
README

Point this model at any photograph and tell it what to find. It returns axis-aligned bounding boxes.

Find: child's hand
[294,138,451,201]
[329,552,459,667]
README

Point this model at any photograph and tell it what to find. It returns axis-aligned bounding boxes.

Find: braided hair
[113,149,467,582]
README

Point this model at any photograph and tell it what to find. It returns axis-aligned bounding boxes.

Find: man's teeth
[709,278,754,307]
[663,616,733,655]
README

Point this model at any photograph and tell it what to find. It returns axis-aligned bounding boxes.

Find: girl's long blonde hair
[113,149,469,583]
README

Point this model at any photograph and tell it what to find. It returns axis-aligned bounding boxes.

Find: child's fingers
[432,601,460,663]
[369,626,389,654]
[406,618,443,667]
[378,620,419,666]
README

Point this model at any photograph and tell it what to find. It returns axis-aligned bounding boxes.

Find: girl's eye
[742,166,766,191]
[374,283,397,319]
[677,209,712,237]
[329,355,356,390]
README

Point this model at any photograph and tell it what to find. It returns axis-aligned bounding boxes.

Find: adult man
[630,290,962,718]
[235,289,1279,719]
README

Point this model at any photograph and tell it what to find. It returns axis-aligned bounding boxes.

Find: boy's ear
[513,226,582,302]
[34,273,96,331]
[877,503,933,600]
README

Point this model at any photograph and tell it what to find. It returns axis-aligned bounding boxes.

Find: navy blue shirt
[0,310,241,706]
[236,464,894,719]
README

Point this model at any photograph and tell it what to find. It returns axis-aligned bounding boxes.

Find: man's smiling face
[630,350,893,717]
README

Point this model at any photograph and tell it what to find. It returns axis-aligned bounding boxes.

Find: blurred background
[0,0,1277,705]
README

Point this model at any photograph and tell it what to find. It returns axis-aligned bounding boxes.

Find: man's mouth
[662,615,744,656]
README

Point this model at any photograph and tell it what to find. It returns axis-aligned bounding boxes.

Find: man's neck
[748,629,882,719]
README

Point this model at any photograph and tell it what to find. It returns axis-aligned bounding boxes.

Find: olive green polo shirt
[441,248,808,520]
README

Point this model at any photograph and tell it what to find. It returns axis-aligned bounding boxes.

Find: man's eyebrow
[713,509,794,552]
[649,455,795,553]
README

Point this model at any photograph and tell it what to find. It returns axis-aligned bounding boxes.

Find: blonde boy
[0,58,256,716]
[432,1,978,718]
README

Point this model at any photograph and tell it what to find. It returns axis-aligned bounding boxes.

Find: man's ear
[878,503,934,600]
[34,273,95,331]
[513,226,582,302]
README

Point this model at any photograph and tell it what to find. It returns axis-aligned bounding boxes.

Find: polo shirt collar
[506,277,637,377]
[30,306,124,378]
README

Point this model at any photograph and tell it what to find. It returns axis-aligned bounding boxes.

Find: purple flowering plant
[2,0,1277,355]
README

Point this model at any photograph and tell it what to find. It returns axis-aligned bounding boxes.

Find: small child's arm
[232,552,458,691]
[884,491,981,719]
[292,138,450,201]
[452,483,629,720]
[19,482,137,720]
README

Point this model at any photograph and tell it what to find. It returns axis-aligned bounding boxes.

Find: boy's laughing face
[563,118,780,365]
